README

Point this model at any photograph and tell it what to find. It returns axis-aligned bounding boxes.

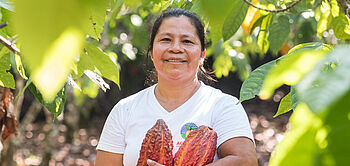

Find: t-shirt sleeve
[212,96,255,148]
[96,103,127,154]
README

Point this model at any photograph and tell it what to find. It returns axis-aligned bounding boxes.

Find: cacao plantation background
[0,0,349,165]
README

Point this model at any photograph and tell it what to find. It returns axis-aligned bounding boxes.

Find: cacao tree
[0,0,349,165]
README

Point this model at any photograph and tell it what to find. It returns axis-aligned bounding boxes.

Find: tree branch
[243,0,303,13]
[0,35,21,55]
[0,22,21,55]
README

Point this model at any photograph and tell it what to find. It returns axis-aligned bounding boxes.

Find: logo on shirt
[180,122,198,139]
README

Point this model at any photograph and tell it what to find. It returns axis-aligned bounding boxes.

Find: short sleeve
[96,103,127,154]
[212,96,254,147]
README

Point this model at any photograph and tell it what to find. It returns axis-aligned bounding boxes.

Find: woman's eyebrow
[157,32,196,38]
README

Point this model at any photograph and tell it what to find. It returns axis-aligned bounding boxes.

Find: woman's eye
[183,40,194,44]
[160,38,171,42]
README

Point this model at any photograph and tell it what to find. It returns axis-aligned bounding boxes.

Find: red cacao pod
[173,126,217,166]
[137,119,173,166]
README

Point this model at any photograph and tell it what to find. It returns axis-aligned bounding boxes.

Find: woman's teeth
[166,59,186,62]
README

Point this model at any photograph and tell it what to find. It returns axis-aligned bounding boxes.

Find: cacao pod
[137,119,173,166]
[173,126,217,166]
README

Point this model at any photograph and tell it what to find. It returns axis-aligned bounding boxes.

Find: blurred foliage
[0,0,349,165]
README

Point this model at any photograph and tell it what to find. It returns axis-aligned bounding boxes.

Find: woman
[95,8,257,166]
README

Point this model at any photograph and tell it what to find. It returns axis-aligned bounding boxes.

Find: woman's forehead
[156,16,198,37]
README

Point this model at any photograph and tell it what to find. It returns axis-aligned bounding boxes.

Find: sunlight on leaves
[274,92,292,118]
[13,0,98,101]
[269,103,322,166]
[297,45,350,114]
[257,14,272,54]
[259,43,331,100]
[32,29,83,101]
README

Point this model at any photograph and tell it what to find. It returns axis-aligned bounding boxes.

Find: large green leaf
[222,0,248,41]
[269,103,322,166]
[13,0,100,101]
[296,45,350,114]
[257,14,272,54]
[321,91,350,164]
[259,43,331,99]
[239,60,276,102]
[28,83,66,117]
[78,42,120,87]
[87,0,108,40]
[268,14,290,53]
[0,47,14,89]
[270,90,350,166]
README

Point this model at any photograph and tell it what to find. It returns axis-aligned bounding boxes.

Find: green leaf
[87,0,108,40]
[269,103,322,166]
[317,1,331,38]
[109,0,123,21]
[0,0,14,11]
[321,91,350,165]
[28,83,66,117]
[198,0,235,44]
[124,0,141,9]
[259,43,331,100]
[0,47,14,89]
[16,78,32,100]
[270,89,350,166]
[268,14,290,53]
[274,92,292,118]
[186,126,191,130]
[257,14,272,54]
[290,86,299,110]
[331,14,350,40]
[11,52,28,80]
[239,60,276,102]
[296,45,350,114]
[80,42,120,87]
[222,0,248,41]
[13,0,99,101]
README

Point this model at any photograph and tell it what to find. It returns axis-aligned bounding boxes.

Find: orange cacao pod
[173,126,217,166]
[137,119,173,166]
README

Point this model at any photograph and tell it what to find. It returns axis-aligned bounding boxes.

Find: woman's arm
[207,137,257,166]
[95,150,123,166]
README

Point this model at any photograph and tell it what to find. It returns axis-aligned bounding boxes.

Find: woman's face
[151,16,204,84]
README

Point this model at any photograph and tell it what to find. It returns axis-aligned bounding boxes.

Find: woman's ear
[200,50,206,66]
[149,51,153,60]
[202,49,206,58]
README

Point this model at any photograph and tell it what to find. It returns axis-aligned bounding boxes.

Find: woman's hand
[147,159,165,166]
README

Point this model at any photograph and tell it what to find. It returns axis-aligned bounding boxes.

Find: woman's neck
[154,79,201,112]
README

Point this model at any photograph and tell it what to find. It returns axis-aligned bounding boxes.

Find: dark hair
[145,8,215,86]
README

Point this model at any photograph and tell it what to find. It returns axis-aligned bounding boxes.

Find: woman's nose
[168,40,183,53]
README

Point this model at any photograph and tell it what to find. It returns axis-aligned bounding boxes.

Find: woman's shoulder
[112,85,155,112]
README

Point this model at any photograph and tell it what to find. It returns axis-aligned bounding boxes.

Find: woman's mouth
[165,59,187,63]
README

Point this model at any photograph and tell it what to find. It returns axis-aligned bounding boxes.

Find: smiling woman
[95,8,257,166]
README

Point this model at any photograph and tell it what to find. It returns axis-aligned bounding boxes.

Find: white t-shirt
[97,82,254,166]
